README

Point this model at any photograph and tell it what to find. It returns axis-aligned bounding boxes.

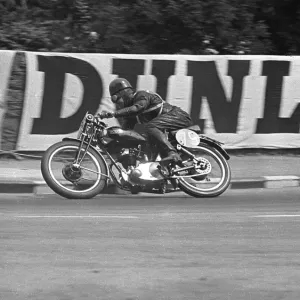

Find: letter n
[188,60,250,133]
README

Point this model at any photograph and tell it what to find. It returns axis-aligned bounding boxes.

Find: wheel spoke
[79,166,100,175]
[78,177,96,182]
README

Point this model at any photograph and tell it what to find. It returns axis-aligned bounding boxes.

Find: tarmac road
[1,188,300,300]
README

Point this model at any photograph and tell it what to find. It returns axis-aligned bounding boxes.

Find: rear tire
[178,142,231,197]
[41,140,108,199]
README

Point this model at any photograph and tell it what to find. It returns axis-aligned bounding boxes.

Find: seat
[170,124,201,135]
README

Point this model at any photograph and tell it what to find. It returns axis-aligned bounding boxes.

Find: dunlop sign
[0,51,299,150]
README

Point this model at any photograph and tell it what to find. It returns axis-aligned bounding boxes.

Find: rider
[99,78,194,163]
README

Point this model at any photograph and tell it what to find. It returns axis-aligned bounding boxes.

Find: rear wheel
[177,142,231,197]
[41,140,108,199]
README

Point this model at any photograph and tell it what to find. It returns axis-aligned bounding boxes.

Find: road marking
[14,215,139,219]
[252,215,300,218]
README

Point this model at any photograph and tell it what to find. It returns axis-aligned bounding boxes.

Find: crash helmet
[109,78,132,96]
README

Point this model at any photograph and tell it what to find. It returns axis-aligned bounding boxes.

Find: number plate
[175,129,200,148]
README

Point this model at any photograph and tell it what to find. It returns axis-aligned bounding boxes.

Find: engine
[117,147,140,170]
[116,147,164,184]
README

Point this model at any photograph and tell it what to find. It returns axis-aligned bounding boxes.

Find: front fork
[73,128,97,167]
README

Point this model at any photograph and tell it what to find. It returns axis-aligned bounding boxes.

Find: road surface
[1,188,300,300]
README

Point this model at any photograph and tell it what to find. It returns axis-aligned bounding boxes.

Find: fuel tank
[107,126,147,143]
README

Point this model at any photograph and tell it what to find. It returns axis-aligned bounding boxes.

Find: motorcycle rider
[99,78,194,163]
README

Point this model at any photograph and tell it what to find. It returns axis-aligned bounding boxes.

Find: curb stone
[0,176,299,196]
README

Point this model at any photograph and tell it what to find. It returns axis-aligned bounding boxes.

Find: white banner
[1,51,300,150]
[0,51,16,145]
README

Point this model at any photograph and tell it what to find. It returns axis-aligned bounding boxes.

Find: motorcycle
[41,112,231,199]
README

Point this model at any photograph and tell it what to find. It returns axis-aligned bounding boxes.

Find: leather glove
[98,111,115,119]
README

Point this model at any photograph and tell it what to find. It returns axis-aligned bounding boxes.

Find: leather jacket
[114,90,174,124]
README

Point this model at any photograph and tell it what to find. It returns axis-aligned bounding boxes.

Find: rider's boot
[160,150,181,164]
[145,127,181,164]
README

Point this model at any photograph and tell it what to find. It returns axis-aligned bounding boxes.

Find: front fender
[62,137,110,177]
[199,135,230,160]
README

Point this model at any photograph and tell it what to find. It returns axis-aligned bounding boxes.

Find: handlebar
[96,111,115,119]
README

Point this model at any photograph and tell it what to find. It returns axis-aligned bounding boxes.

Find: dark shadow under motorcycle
[41,112,231,199]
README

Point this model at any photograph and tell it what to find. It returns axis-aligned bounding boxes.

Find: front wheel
[177,142,231,197]
[41,140,108,199]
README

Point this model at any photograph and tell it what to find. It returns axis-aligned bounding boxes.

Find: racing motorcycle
[41,112,231,199]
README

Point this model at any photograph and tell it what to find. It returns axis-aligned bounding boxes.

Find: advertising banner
[0,51,16,148]
[1,51,300,150]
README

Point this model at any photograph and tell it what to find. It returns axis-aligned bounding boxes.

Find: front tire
[41,140,108,199]
[178,142,231,197]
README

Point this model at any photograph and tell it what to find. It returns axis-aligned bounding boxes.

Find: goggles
[111,93,121,104]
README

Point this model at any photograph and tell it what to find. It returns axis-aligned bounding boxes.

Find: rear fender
[198,135,230,160]
[62,137,110,177]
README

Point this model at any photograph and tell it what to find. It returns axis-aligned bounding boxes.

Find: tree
[257,0,300,54]
[0,0,299,55]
